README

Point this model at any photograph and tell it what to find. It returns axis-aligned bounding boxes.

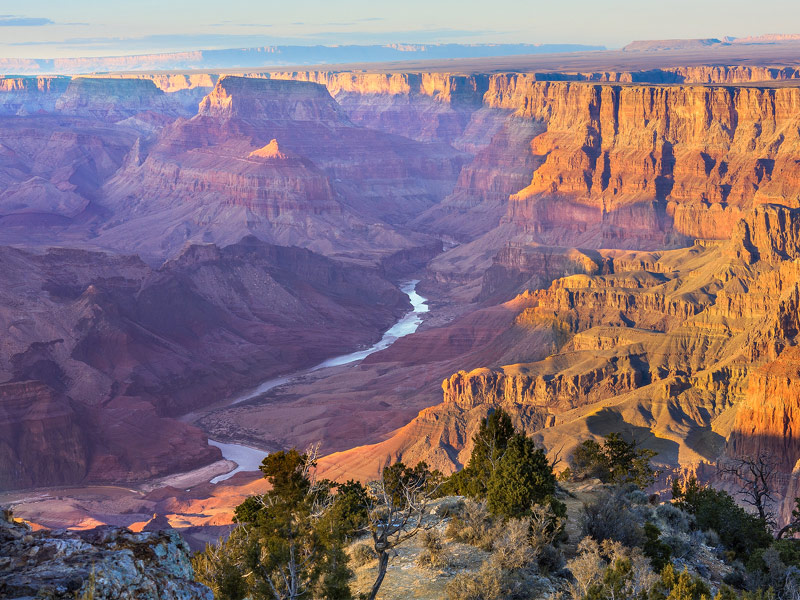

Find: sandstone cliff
[99,76,466,262]
[55,77,182,120]
[318,206,800,505]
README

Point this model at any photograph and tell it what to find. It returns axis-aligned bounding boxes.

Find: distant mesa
[249,139,287,160]
[732,33,800,44]
[623,38,725,52]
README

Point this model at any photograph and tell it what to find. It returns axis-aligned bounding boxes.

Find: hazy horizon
[2,0,800,59]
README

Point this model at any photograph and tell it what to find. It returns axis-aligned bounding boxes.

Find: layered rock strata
[0,238,408,488]
[319,206,800,498]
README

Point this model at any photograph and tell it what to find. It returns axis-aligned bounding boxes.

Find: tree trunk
[367,551,390,600]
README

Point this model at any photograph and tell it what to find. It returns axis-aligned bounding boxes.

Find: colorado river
[208,280,428,483]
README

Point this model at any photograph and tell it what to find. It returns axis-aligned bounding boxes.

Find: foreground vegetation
[193,409,800,599]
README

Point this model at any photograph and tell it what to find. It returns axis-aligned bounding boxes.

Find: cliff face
[0,381,89,489]
[321,206,800,503]
[211,73,800,279]
[6,70,800,254]
[0,114,138,220]
[100,76,467,261]
[0,76,70,115]
[55,77,182,120]
[484,80,800,244]
[260,73,800,253]
[727,346,800,524]
[198,76,352,124]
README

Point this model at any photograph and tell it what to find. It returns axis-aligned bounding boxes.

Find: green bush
[571,433,656,488]
[672,476,772,559]
[642,522,672,572]
[443,408,516,499]
[486,434,556,519]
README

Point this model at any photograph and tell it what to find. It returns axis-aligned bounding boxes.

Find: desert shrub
[647,564,710,600]
[722,568,747,589]
[571,433,656,488]
[528,501,567,573]
[566,538,606,599]
[446,498,494,550]
[583,487,646,548]
[416,530,450,569]
[702,528,721,549]
[642,522,672,572]
[625,488,650,506]
[568,537,657,600]
[661,531,693,560]
[436,497,465,519]
[745,542,800,597]
[672,476,772,559]
[491,518,533,571]
[655,502,693,534]
[771,539,800,569]
[350,542,376,568]
[446,562,504,600]
[537,543,565,575]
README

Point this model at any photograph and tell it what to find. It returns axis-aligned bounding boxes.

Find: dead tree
[364,463,441,600]
[718,452,779,528]
[777,498,800,540]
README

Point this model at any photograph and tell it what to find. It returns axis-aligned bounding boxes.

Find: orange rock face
[320,206,800,519]
[489,81,800,244]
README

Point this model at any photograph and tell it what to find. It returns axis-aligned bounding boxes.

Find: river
[208,280,428,484]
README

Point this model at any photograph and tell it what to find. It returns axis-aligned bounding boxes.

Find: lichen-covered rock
[0,509,212,600]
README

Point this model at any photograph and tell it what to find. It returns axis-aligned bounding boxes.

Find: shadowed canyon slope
[5,54,800,532]
[0,238,408,489]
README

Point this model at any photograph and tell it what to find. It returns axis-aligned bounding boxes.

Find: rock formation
[0,509,211,599]
[318,206,800,507]
[7,54,800,532]
[96,75,466,261]
[55,77,183,120]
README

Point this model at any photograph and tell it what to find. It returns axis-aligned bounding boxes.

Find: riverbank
[201,280,429,483]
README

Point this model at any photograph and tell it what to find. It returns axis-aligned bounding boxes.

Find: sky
[1,0,800,58]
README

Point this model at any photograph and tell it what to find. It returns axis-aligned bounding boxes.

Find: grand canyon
[5,14,800,598]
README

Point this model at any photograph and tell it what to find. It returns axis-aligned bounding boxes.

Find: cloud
[209,21,274,28]
[0,16,54,27]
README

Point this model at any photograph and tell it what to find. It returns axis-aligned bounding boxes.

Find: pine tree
[486,434,556,518]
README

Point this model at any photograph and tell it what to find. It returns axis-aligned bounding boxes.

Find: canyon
[4,46,800,538]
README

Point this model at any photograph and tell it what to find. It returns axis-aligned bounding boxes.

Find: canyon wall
[5,70,800,254]
[320,206,800,510]
[249,72,800,252]
[0,238,410,489]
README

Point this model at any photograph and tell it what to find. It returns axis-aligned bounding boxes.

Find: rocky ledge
[0,509,211,600]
